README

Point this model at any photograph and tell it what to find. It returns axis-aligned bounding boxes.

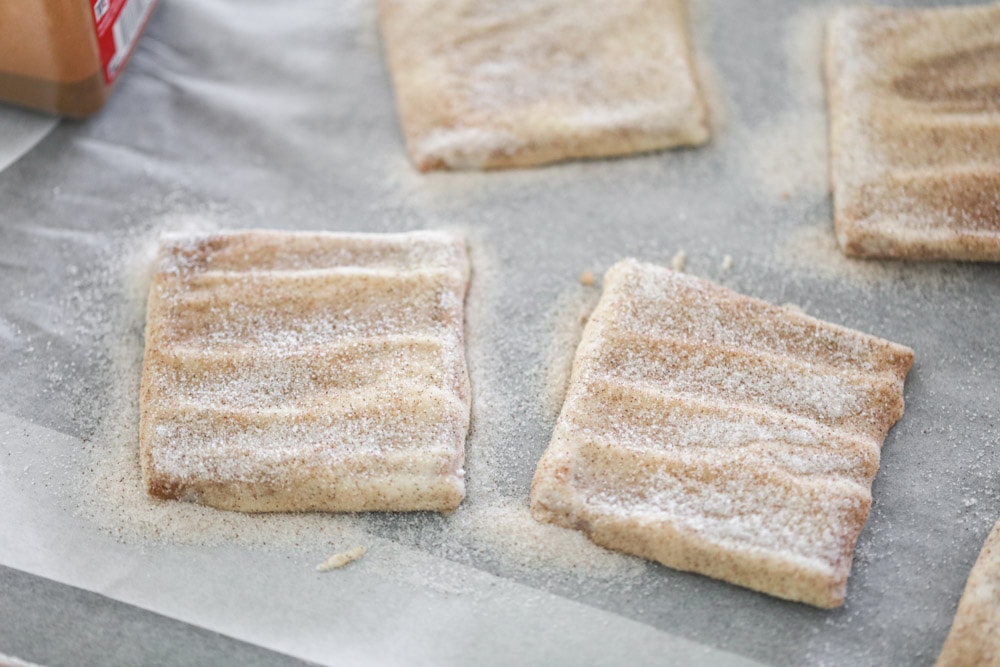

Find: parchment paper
[1,0,998,665]
[0,106,56,175]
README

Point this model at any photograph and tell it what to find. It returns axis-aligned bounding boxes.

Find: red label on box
[90,0,157,84]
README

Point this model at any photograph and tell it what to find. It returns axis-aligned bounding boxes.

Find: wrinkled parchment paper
[1,0,998,665]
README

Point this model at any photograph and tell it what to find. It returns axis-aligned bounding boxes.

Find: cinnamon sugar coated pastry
[936,518,1000,666]
[530,260,914,608]
[826,4,1000,260]
[378,0,709,171]
[139,230,471,513]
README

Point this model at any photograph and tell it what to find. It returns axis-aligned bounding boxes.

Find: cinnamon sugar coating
[378,0,709,171]
[826,4,1000,260]
[530,260,913,607]
[140,230,471,513]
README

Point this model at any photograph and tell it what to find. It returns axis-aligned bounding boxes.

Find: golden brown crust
[937,519,1000,666]
[530,260,913,608]
[826,4,1000,261]
[139,230,471,513]
[378,0,709,171]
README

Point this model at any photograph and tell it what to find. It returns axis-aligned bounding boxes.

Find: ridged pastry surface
[827,4,1000,260]
[140,230,471,513]
[530,260,913,607]
[378,0,709,171]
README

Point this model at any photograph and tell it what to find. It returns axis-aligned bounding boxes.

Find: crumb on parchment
[316,545,367,572]
[670,250,686,272]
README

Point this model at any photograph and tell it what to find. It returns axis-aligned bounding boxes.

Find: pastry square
[140,230,471,513]
[530,260,914,607]
[937,518,1000,667]
[826,4,1000,260]
[378,0,709,171]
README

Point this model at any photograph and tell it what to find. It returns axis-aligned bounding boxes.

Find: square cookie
[530,260,913,607]
[378,0,709,171]
[140,230,471,513]
[826,4,1000,260]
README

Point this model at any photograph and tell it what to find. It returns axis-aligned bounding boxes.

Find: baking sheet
[1,0,999,665]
